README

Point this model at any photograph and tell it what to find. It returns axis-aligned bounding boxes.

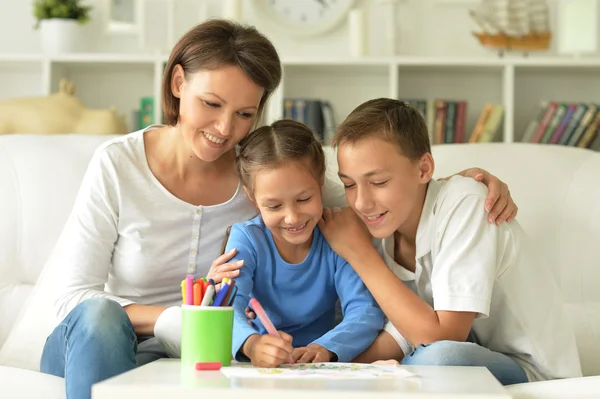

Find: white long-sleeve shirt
[53,127,347,322]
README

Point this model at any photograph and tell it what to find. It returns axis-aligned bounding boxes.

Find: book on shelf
[139,97,154,130]
[283,98,335,144]
[469,104,504,143]
[403,99,503,144]
[521,101,600,150]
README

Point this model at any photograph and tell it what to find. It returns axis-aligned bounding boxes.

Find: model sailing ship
[469,0,551,56]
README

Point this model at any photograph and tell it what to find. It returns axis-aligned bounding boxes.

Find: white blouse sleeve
[53,146,134,321]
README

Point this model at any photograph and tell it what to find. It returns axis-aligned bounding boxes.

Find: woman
[39,19,517,399]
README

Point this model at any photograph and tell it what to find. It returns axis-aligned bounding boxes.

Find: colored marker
[181,279,186,305]
[195,362,222,371]
[249,298,294,364]
[222,279,237,306]
[193,282,202,306]
[186,275,194,306]
[212,281,231,306]
[201,284,215,306]
[226,285,238,306]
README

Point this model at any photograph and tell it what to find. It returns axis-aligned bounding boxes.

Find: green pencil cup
[181,305,234,367]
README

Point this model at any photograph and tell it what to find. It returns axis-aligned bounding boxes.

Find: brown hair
[237,119,326,192]
[162,19,282,126]
[333,98,431,160]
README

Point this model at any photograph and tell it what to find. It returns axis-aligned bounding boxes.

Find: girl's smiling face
[251,160,324,255]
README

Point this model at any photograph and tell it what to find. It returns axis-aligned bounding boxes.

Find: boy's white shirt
[377,176,582,382]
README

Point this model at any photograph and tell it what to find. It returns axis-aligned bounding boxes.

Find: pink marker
[186,275,194,305]
[249,298,294,365]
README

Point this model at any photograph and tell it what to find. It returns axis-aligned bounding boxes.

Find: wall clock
[252,0,356,37]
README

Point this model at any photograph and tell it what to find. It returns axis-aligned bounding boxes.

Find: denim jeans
[40,298,168,399]
[401,340,529,385]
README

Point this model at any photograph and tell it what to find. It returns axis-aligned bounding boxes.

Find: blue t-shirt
[227,215,384,362]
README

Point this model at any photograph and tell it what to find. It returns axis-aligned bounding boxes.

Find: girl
[228,119,384,367]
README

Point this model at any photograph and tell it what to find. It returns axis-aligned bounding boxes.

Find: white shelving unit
[2,53,600,143]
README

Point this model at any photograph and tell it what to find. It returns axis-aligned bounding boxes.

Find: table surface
[92,359,512,399]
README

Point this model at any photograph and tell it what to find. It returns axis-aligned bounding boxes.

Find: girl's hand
[454,168,518,224]
[245,332,294,368]
[318,206,373,261]
[206,248,243,284]
[292,344,333,364]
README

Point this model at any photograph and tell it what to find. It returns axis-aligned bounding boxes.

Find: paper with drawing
[220,362,416,379]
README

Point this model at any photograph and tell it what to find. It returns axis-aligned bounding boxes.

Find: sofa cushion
[0,134,117,370]
[428,143,600,376]
[0,365,64,399]
[507,375,600,399]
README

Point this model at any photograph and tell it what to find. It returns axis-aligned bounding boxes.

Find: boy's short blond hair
[333,98,431,160]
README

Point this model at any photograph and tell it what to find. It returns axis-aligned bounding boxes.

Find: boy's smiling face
[337,137,433,239]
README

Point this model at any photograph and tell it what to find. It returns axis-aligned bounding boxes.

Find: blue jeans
[401,340,528,386]
[40,298,168,399]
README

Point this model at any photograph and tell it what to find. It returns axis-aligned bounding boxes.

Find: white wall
[0,0,591,58]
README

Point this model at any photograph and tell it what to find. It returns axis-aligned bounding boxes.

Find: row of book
[132,96,337,142]
[283,98,336,143]
[521,101,600,151]
[403,100,505,144]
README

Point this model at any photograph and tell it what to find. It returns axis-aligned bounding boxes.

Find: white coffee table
[92,358,511,399]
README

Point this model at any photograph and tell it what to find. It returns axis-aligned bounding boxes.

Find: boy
[318,98,582,385]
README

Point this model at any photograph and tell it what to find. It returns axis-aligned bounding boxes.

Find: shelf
[4,54,600,68]
[0,53,164,64]
[283,64,389,124]
[49,53,164,64]
[2,52,600,142]
[50,61,155,74]
[396,68,504,138]
[514,69,600,140]
[0,54,45,62]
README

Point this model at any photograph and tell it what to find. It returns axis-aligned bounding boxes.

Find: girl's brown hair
[237,119,326,192]
[162,19,282,126]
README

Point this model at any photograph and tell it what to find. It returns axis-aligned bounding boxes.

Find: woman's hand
[453,168,518,224]
[207,248,244,284]
[318,206,374,262]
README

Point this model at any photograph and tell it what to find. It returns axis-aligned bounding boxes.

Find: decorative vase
[39,18,80,55]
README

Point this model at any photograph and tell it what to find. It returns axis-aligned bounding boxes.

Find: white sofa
[0,134,599,399]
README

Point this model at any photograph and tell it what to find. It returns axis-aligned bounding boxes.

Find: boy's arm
[335,195,492,348]
[311,256,385,362]
[225,224,260,361]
